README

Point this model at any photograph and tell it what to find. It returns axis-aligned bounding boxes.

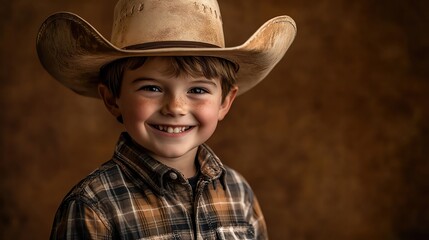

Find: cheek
[120,98,157,123]
[193,101,222,126]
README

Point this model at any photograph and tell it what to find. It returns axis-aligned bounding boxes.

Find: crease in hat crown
[111,0,225,49]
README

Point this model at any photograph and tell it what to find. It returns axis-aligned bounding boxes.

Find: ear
[98,84,121,118]
[218,86,238,121]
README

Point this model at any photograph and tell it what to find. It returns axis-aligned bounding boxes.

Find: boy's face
[100,57,237,163]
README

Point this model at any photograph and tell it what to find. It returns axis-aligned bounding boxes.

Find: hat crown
[111,0,225,49]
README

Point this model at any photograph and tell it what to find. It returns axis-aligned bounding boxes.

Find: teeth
[156,125,190,133]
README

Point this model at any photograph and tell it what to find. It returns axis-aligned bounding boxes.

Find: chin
[156,149,192,159]
[155,144,197,159]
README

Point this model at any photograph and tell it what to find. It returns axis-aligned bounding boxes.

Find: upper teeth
[156,126,189,133]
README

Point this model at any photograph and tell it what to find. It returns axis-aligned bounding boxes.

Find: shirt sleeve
[251,195,269,240]
[50,199,112,240]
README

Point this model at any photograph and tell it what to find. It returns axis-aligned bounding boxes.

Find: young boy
[37,0,296,239]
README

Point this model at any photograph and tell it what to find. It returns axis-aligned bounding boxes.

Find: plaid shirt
[50,133,268,239]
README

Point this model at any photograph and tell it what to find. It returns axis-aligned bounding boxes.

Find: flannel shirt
[50,132,268,239]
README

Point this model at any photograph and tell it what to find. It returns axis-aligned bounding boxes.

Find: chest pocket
[216,225,255,240]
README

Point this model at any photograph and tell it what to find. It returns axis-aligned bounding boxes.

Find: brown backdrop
[1,0,428,239]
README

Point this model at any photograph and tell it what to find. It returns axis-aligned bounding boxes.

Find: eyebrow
[191,79,218,87]
[131,77,157,84]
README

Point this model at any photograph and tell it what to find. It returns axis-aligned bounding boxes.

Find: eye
[139,85,162,92]
[188,87,209,94]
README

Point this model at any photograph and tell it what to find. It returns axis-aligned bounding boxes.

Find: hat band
[123,40,240,72]
[124,41,221,50]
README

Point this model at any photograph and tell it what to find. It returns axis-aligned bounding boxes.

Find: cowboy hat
[36,0,296,97]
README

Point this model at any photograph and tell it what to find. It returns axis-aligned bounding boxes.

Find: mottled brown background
[1,0,428,239]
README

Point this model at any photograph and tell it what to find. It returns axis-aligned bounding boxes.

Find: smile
[152,125,193,134]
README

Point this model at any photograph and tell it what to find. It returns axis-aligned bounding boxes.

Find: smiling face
[99,57,237,168]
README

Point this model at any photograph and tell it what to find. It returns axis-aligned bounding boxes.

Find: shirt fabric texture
[50,132,268,239]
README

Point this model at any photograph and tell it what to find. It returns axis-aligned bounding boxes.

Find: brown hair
[99,56,238,101]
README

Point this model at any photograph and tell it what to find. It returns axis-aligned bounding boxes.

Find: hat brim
[36,12,296,97]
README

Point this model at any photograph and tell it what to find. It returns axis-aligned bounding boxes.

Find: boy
[37,0,296,239]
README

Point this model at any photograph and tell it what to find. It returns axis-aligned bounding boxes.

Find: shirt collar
[112,132,226,195]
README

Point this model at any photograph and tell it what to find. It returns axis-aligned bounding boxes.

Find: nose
[161,94,187,117]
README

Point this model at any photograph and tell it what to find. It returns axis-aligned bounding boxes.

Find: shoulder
[61,160,127,207]
[222,165,255,200]
[223,165,250,186]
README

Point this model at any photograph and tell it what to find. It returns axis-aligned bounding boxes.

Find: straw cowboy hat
[36,0,296,98]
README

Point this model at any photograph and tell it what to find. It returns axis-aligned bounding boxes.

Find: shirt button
[169,172,178,180]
